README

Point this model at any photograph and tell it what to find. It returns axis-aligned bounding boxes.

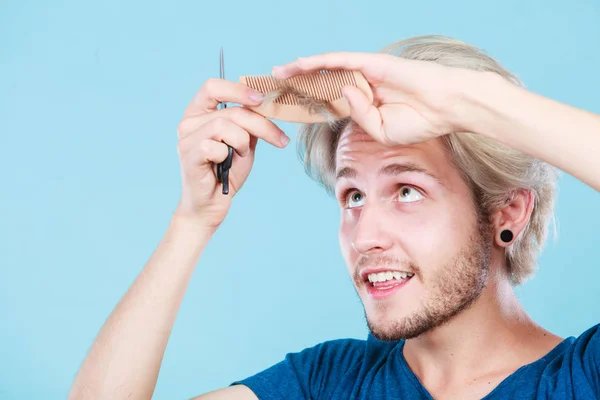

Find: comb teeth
[239,69,373,123]
[244,70,358,105]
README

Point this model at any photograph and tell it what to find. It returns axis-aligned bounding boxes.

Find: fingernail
[280,133,290,147]
[249,90,264,104]
[342,87,354,106]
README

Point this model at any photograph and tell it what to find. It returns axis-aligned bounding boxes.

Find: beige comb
[239,70,373,123]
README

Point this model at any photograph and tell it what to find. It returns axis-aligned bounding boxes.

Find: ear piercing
[500,230,513,243]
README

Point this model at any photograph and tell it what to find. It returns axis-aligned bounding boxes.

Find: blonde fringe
[295,35,559,286]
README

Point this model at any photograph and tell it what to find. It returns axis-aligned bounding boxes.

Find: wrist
[450,69,512,140]
[170,207,219,239]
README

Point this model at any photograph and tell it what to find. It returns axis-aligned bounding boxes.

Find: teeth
[367,271,414,283]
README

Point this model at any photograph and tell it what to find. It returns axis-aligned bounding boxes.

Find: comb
[239,70,373,123]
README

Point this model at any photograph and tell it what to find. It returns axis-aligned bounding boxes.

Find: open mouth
[363,271,414,299]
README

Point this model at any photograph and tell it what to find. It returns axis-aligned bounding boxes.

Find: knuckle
[198,139,213,156]
[203,78,220,94]
[177,119,191,139]
[240,128,251,143]
[177,136,192,156]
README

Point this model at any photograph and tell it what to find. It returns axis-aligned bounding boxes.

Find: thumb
[342,86,384,142]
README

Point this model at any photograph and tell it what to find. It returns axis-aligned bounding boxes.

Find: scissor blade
[220,47,225,80]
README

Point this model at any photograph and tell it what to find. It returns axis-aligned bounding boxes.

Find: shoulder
[566,323,600,361]
[577,323,600,344]
[542,323,600,367]
[541,323,600,398]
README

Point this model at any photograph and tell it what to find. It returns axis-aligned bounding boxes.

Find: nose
[351,200,394,255]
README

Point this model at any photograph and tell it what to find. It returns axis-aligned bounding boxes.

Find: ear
[491,189,535,247]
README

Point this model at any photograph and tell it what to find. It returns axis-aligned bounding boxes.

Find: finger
[185,138,232,167]
[272,52,386,80]
[196,118,251,157]
[342,86,385,143]
[249,135,259,153]
[183,78,265,118]
[179,118,250,160]
[179,106,289,149]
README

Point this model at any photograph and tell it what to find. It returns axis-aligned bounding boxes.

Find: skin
[334,125,562,398]
[67,52,600,400]
[336,126,492,341]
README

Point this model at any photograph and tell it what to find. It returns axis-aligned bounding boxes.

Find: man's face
[335,125,492,341]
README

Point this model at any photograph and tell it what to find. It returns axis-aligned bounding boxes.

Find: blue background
[1,0,599,398]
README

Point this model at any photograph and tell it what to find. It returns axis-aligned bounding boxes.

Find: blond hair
[296,35,558,285]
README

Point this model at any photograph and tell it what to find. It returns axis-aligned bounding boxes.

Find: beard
[354,220,493,342]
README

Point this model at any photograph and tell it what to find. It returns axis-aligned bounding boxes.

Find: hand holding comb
[239,69,374,124]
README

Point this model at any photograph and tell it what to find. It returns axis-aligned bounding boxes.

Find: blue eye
[347,190,366,208]
[398,186,423,203]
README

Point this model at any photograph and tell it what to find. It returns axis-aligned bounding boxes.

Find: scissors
[216,47,234,195]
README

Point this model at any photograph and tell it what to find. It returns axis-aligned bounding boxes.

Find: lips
[364,273,413,300]
[360,267,414,282]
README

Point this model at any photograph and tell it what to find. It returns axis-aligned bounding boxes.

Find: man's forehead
[335,124,389,161]
[336,123,429,160]
[334,123,454,183]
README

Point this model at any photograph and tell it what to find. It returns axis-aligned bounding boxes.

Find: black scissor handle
[217,144,234,194]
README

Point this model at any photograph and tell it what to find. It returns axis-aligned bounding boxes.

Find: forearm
[68,213,216,400]
[463,72,600,191]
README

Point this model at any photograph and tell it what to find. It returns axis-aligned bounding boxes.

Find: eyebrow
[336,162,445,186]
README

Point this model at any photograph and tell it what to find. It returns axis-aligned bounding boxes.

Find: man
[68,36,600,399]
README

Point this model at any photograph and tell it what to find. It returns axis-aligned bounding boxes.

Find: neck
[401,264,562,386]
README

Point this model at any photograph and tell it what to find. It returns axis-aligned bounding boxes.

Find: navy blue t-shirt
[231,324,600,399]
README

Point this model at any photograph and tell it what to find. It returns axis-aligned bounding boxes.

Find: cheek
[388,204,466,261]
[396,203,476,266]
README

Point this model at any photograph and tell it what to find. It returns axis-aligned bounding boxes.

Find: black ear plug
[500,230,513,243]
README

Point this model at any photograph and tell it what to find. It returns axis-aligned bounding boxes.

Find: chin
[363,300,457,342]
[365,312,428,342]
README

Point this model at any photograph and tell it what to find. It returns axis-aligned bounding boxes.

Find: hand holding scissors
[173,47,290,230]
